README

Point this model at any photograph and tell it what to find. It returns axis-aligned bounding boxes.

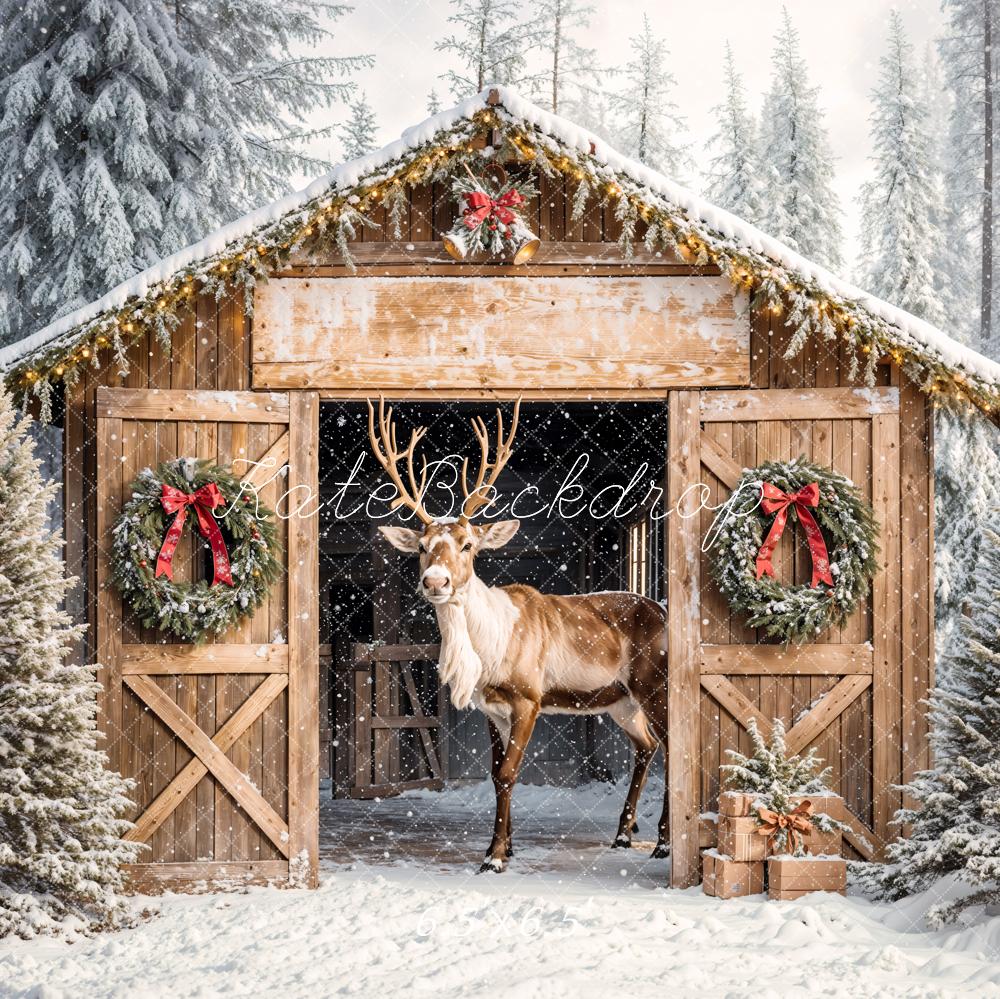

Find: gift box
[703,851,764,899]
[718,791,758,817]
[717,814,767,862]
[767,856,847,900]
[790,793,843,857]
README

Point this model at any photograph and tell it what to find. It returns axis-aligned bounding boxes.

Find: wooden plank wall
[63,169,934,878]
[68,303,291,871]
[693,304,929,861]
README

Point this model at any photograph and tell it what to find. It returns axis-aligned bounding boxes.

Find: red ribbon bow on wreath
[755,800,815,855]
[754,481,834,588]
[155,483,234,586]
[462,189,525,230]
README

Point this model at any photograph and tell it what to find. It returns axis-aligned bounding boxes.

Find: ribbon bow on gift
[462,189,525,230]
[155,483,234,586]
[754,481,835,588]
[756,800,815,855]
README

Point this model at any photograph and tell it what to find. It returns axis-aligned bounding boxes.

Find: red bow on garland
[155,483,234,586]
[462,189,525,230]
[754,481,834,588]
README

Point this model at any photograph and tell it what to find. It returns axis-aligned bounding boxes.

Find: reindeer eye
[418,544,426,554]
[462,542,472,552]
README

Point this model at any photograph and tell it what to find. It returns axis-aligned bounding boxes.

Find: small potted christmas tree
[707,718,848,900]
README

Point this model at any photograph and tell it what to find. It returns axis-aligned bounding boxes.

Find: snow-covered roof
[4,86,999,418]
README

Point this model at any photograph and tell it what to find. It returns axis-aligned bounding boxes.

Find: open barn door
[94,387,319,889]
[666,386,903,888]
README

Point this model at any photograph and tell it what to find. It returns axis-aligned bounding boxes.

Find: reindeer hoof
[611,834,632,849]
[650,842,670,859]
[631,821,639,834]
[479,857,505,874]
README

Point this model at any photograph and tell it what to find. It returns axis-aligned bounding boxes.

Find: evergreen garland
[710,457,879,643]
[111,459,281,643]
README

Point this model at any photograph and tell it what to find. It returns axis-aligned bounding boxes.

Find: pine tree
[939,0,1000,350]
[0,388,138,937]
[523,0,600,116]
[427,88,443,115]
[436,0,531,99]
[934,407,1000,667]
[704,43,764,226]
[721,717,833,807]
[0,0,371,345]
[339,91,378,160]
[759,7,843,270]
[720,718,843,852]
[855,521,1000,925]
[607,14,689,179]
[856,11,946,327]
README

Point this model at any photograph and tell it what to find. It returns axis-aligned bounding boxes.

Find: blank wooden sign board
[252,275,750,394]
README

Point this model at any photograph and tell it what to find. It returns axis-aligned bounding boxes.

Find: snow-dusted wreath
[111,458,281,643]
[709,457,878,644]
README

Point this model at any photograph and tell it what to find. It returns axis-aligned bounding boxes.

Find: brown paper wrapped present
[718,815,767,862]
[767,856,847,900]
[703,852,765,899]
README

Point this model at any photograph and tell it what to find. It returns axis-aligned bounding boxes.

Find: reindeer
[368,398,670,872]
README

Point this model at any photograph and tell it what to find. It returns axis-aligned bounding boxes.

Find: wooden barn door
[666,386,902,888]
[94,387,319,889]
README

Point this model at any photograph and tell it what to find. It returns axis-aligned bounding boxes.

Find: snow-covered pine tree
[704,43,764,226]
[934,407,1000,667]
[607,14,689,179]
[855,520,1000,924]
[721,717,833,809]
[939,0,1000,349]
[339,91,379,160]
[720,717,843,851]
[436,0,531,99]
[0,388,138,937]
[921,45,972,340]
[759,6,843,270]
[427,88,443,115]
[523,0,600,116]
[856,12,947,327]
[0,0,370,345]
[923,17,1000,683]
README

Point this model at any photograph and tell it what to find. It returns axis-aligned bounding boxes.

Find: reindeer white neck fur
[434,574,519,709]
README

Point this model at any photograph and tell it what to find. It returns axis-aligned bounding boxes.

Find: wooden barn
[4,87,999,893]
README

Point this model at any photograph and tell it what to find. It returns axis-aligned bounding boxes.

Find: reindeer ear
[476,519,520,550]
[378,525,423,553]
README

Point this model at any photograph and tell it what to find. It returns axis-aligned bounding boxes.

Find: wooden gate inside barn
[666,385,908,887]
[94,386,319,889]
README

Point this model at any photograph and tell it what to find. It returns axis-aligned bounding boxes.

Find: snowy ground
[3,781,1000,998]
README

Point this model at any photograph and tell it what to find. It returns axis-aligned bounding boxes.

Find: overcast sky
[305,0,945,270]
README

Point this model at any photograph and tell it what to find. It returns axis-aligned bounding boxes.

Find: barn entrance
[316,399,669,873]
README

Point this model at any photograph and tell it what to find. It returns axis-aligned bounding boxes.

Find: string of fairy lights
[9,103,999,423]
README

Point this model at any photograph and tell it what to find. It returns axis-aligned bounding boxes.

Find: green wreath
[111,458,282,643]
[709,457,878,644]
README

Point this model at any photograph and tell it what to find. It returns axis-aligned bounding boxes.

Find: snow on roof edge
[3,84,999,392]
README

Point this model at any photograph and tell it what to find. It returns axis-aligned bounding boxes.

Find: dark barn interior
[315,400,668,803]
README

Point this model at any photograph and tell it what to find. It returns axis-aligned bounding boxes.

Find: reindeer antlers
[366,397,521,525]
[367,397,433,525]
[458,398,521,525]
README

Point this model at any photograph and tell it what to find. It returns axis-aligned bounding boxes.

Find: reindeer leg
[481,697,538,873]
[613,743,654,848]
[487,718,513,858]
[628,683,671,860]
[606,698,658,848]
